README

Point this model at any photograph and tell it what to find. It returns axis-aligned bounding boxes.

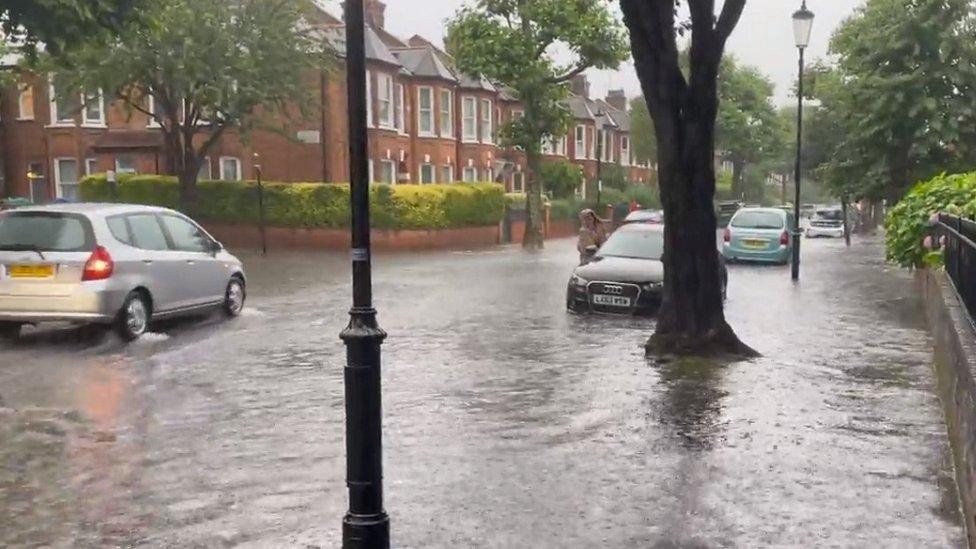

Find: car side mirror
[210,240,224,254]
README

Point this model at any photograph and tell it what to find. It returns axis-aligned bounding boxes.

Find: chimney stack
[570,74,590,99]
[365,0,386,30]
[606,89,627,111]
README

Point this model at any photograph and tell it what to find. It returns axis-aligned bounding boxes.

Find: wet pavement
[0,234,965,547]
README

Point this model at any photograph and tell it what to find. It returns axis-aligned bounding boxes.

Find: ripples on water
[0,236,964,547]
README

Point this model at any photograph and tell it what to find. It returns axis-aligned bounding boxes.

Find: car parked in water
[567,223,727,315]
[807,207,845,238]
[0,204,246,341]
[722,207,795,265]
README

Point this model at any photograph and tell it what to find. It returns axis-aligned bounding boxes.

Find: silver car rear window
[0,211,94,252]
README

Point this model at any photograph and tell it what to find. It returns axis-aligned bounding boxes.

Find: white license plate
[593,294,631,307]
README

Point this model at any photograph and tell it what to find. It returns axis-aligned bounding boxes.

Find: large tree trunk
[523,150,545,250]
[622,0,755,357]
[730,158,744,199]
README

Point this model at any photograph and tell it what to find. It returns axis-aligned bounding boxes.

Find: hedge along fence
[79,175,506,230]
[886,172,976,268]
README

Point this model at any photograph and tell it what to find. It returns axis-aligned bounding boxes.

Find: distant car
[801,203,817,218]
[0,203,246,341]
[622,209,663,225]
[722,207,795,265]
[567,223,727,315]
[717,201,743,228]
[807,207,845,238]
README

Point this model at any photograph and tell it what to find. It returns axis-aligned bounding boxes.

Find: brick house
[0,0,654,200]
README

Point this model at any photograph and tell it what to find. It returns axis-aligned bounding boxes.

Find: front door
[125,213,189,312]
[158,214,225,306]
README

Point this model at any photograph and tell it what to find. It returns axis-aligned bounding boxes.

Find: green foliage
[548,198,576,221]
[57,0,331,197]
[505,193,527,210]
[629,97,656,165]
[540,160,583,199]
[815,0,976,203]
[885,172,976,267]
[600,164,630,191]
[623,183,660,209]
[1,0,145,58]
[79,175,506,230]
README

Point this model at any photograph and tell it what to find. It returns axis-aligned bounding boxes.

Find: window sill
[81,123,108,129]
[417,133,438,139]
[461,139,480,144]
[45,123,76,129]
[16,117,36,122]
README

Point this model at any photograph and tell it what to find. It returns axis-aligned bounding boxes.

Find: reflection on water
[0,235,965,547]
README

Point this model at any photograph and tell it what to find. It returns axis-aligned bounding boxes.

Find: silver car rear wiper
[0,245,46,260]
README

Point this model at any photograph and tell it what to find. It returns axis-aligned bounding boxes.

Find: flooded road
[0,235,964,547]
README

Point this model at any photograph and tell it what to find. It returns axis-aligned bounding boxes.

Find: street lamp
[791,1,814,282]
[253,153,267,255]
[339,0,390,547]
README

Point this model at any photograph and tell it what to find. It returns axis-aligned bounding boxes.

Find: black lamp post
[253,153,267,255]
[791,1,814,282]
[339,0,390,547]
[595,111,604,207]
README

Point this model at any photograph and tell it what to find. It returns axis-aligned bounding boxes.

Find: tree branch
[547,62,591,84]
[715,0,747,45]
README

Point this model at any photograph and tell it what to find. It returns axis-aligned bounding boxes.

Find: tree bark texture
[523,150,546,250]
[622,0,756,357]
[731,158,744,200]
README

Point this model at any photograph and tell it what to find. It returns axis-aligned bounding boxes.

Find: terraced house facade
[0,0,654,202]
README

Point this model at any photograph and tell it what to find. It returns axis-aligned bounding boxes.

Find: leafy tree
[1,0,144,57]
[447,1,629,249]
[629,96,656,165]
[621,0,755,356]
[716,57,780,199]
[540,160,583,199]
[823,0,976,204]
[58,0,330,211]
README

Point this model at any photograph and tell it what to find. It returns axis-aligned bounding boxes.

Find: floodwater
[0,235,964,547]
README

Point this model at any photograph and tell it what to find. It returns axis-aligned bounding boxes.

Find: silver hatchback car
[0,203,246,341]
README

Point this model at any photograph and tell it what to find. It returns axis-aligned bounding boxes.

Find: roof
[90,130,164,151]
[567,95,596,120]
[393,47,456,81]
[458,73,496,92]
[594,99,631,132]
[323,25,403,68]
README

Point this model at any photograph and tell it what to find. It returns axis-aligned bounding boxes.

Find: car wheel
[117,291,151,341]
[0,322,22,342]
[223,277,246,318]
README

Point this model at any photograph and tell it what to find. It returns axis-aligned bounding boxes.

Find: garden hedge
[79,175,506,230]
[886,172,976,268]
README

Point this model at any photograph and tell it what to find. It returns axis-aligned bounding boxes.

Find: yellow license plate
[8,264,55,278]
[742,239,767,249]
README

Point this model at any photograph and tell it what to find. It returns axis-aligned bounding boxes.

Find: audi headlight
[642,281,663,292]
[570,274,589,287]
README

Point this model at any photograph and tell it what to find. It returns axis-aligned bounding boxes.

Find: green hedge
[886,172,976,268]
[79,175,506,230]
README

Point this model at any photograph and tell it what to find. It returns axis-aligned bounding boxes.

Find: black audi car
[567,223,727,316]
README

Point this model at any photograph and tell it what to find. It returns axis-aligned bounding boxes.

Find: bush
[886,172,976,268]
[623,184,660,209]
[540,161,583,199]
[549,198,577,221]
[505,193,527,210]
[79,175,506,230]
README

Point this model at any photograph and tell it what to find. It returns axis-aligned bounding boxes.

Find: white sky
[322,0,862,105]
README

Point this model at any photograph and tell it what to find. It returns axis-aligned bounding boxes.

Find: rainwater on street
[0,235,965,547]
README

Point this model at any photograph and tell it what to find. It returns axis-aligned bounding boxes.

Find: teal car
[722,207,795,265]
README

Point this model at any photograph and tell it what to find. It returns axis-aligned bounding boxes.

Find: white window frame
[440,165,453,183]
[378,159,396,184]
[115,155,138,175]
[366,70,373,127]
[621,136,630,166]
[85,158,97,175]
[198,157,212,180]
[376,73,394,129]
[462,96,477,142]
[558,135,567,157]
[512,172,525,193]
[219,156,242,181]
[485,167,494,182]
[541,136,555,156]
[480,98,493,144]
[462,166,478,182]
[82,90,106,127]
[48,77,76,126]
[419,163,435,184]
[439,89,453,138]
[574,125,585,160]
[395,83,405,134]
[368,160,375,183]
[417,86,435,137]
[17,84,35,120]
[54,157,80,199]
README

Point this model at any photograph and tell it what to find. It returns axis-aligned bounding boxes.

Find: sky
[322,0,863,105]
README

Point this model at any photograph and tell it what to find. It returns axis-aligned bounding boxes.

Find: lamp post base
[343,512,390,549]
